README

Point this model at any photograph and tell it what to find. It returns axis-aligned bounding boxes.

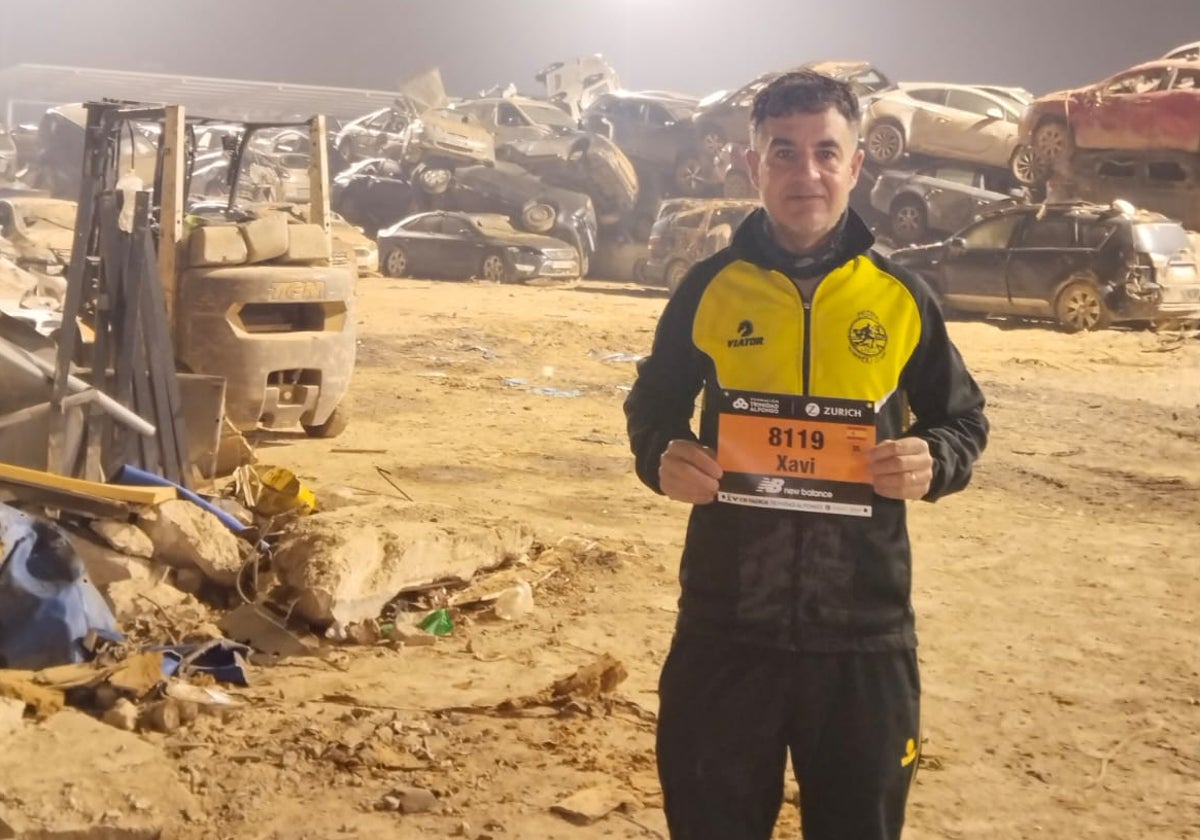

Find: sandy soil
[9,275,1200,839]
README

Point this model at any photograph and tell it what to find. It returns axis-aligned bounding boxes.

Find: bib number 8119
[768,427,825,450]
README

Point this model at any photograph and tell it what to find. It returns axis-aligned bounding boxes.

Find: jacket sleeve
[623,277,708,494]
[900,289,989,501]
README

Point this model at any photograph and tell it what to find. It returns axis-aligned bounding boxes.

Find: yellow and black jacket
[625,208,988,651]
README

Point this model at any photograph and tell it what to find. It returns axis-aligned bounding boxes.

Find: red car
[1020,61,1200,171]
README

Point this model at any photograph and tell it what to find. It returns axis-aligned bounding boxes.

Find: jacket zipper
[801,297,812,396]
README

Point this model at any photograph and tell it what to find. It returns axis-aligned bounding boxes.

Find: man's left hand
[867,437,933,500]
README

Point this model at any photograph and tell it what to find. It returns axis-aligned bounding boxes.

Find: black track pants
[656,635,921,840]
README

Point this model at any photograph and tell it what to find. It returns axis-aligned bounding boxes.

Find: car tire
[518,201,556,234]
[665,259,690,294]
[1055,277,1111,332]
[724,170,755,199]
[1010,145,1040,186]
[480,252,512,283]
[673,154,706,196]
[865,121,906,165]
[382,245,409,278]
[889,198,928,245]
[699,125,724,156]
[1032,118,1073,172]
[413,163,451,195]
[302,406,349,439]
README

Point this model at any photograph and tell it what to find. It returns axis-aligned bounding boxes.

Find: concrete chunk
[138,500,243,586]
[89,519,155,559]
[272,501,532,627]
[65,532,153,590]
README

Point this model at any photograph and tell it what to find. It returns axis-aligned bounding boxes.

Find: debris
[0,696,25,735]
[0,504,120,670]
[528,386,582,398]
[588,350,644,363]
[230,464,318,516]
[89,519,155,559]
[139,499,244,586]
[65,531,153,589]
[218,603,314,658]
[270,501,531,626]
[493,580,534,620]
[107,651,167,695]
[418,608,454,636]
[102,698,139,731]
[375,786,439,814]
[551,785,637,825]
[0,460,175,506]
[0,670,65,719]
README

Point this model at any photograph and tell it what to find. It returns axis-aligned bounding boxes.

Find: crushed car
[1020,61,1200,176]
[0,196,77,275]
[437,161,597,274]
[330,157,419,235]
[535,54,621,120]
[870,164,1024,244]
[581,91,709,196]
[863,84,1035,183]
[1068,148,1200,231]
[889,200,1200,331]
[377,210,581,283]
[643,198,759,292]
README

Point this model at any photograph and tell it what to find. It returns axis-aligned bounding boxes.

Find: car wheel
[1010,145,1040,186]
[889,198,928,245]
[413,163,451,195]
[865,122,906,165]
[302,406,348,439]
[518,201,556,234]
[665,259,690,294]
[382,245,409,278]
[699,126,724,156]
[1055,278,1111,332]
[480,252,511,283]
[1033,119,1073,170]
[724,170,755,199]
[674,155,706,196]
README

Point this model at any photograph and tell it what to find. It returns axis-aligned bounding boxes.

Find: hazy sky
[4,0,1199,98]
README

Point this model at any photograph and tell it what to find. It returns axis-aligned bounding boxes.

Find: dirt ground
[11,275,1200,839]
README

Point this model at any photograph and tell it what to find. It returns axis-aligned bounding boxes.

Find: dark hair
[750,70,860,141]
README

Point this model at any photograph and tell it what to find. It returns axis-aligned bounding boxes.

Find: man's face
[746,107,863,253]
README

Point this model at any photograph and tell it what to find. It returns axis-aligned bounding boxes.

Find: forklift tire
[302,407,349,439]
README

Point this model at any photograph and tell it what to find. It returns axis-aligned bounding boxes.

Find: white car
[862,84,1034,183]
[1162,41,1200,61]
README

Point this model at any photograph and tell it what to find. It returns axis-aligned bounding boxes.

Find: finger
[868,453,933,477]
[867,437,929,463]
[660,460,721,501]
[664,441,724,479]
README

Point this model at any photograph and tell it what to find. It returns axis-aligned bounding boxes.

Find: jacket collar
[731,206,875,279]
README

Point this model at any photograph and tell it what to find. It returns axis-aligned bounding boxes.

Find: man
[624,71,989,839]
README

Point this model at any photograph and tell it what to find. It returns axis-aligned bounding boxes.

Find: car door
[439,214,487,276]
[1004,212,1085,315]
[938,212,1023,312]
[903,88,954,156]
[395,214,445,276]
[942,89,1016,166]
[494,101,540,146]
[1076,68,1170,150]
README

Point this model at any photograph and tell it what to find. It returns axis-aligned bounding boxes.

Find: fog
[3,0,1198,98]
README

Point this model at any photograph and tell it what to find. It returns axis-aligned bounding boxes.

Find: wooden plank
[157,104,186,339]
[0,461,175,505]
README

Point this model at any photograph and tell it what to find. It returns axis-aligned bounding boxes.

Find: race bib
[715,390,876,517]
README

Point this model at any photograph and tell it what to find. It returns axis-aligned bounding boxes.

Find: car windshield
[519,103,576,129]
[1133,222,1190,256]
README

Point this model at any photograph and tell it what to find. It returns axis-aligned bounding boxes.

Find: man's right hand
[659,439,724,504]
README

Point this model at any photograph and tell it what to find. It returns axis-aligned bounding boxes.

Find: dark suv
[890,201,1200,330]
[581,91,708,195]
[643,199,759,292]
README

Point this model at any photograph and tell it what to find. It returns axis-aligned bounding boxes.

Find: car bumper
[513,256,581,280]
[641,257,668,285]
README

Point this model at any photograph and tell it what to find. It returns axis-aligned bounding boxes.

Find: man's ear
[746,147,762,190]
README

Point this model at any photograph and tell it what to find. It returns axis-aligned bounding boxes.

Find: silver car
[869,165,1021,244]
[862,84,1035,183]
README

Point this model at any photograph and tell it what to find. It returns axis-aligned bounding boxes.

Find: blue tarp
[0,503,120,670]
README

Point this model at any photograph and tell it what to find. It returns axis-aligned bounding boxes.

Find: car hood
[486,231,577,252]
[881,172,1010,202]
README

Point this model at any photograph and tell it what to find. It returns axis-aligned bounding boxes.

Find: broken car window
[1015,216,1076,248]
[961,214,1021,249]
[1103,70,1167,95]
